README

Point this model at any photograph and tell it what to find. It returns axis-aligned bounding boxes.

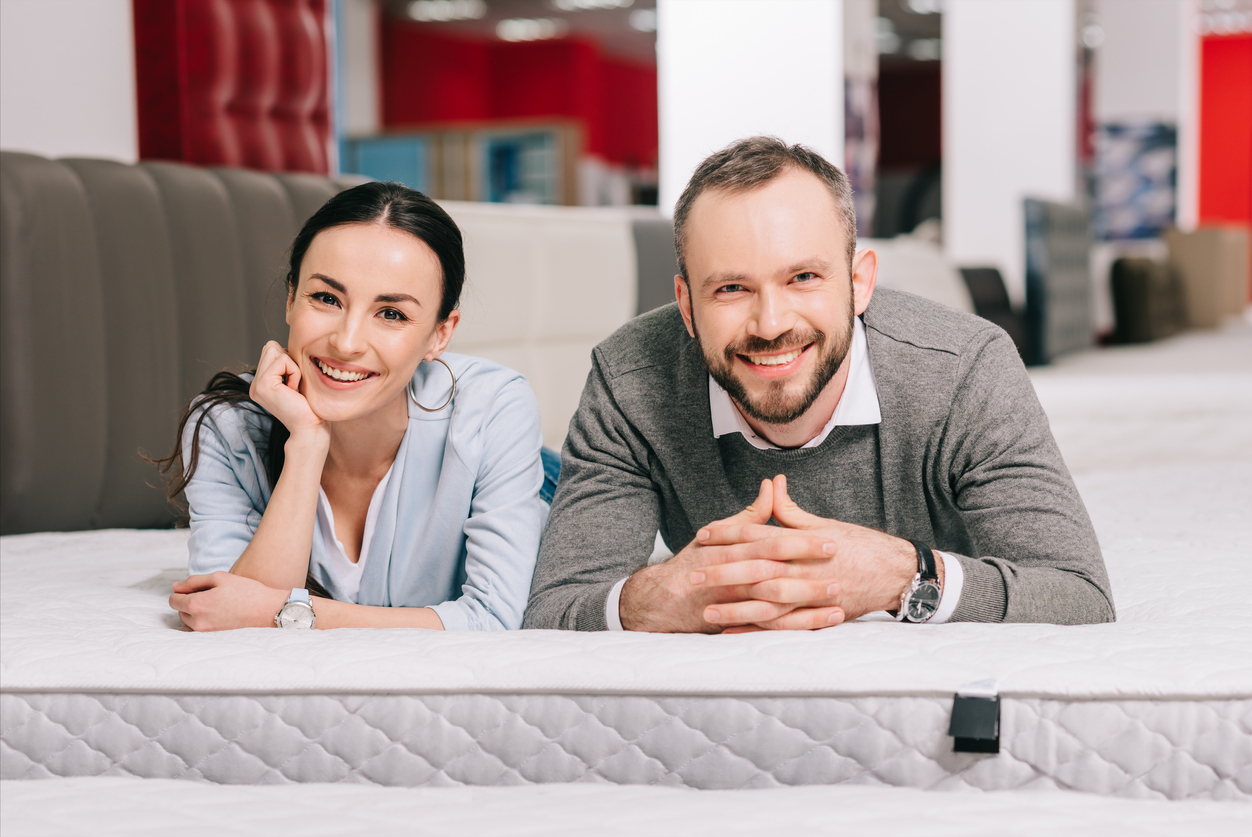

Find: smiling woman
[154,182,552,632]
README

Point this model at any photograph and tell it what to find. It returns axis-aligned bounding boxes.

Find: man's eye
[717,284,745,294]
[794,272,817,283]
[380,308,408,322]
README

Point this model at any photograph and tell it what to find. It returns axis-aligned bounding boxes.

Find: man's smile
[736,343,814,377]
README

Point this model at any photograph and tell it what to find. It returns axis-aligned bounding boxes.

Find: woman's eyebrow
[376,293,421,306]
[309,273,346,293]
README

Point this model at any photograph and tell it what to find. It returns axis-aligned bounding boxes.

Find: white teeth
[748,348,802,367]
[317,359,369,382]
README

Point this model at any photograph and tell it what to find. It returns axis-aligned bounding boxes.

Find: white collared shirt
[604,316,964,629]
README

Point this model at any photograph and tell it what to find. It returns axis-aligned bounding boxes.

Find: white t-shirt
[314,462,396,603]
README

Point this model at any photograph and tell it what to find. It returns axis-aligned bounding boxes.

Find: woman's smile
[312,356,377,385]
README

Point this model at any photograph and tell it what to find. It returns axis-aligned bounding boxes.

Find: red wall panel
[382,24,490,124]
[1198,34,1252,225]
[134,0,330,173]
[602,57,658,167]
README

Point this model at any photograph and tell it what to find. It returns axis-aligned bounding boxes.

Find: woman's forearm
[230,433,329,589]
[310,598,445,630]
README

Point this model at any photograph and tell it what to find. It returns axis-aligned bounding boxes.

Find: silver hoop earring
[407,356,457,412]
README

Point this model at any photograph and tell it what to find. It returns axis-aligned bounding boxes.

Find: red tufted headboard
[134,0,331,174]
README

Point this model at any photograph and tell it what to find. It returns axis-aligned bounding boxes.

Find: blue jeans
[540,447,561,505]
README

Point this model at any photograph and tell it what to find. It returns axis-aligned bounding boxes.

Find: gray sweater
[524,288,1114,630]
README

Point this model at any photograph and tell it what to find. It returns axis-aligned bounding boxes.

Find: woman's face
[285,222,459,424]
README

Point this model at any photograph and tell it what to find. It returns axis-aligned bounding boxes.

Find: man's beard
[694,299,855,426]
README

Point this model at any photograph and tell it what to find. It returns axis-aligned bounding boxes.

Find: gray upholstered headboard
[0,151,365,535]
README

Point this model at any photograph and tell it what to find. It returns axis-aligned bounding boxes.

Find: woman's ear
[425,309,461,361]
[284,278,297,325]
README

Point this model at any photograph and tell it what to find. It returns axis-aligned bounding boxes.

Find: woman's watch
[275,588,317,629]
[897,540,942,623]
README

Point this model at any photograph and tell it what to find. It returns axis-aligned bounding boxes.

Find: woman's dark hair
[153,182,465,509]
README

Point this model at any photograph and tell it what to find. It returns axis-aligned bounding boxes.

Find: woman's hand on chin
[250,340,328,444]
[169,572,289,632]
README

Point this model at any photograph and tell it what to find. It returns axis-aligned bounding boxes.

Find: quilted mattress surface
[3,777,1249,837]
[2,323,1251,800]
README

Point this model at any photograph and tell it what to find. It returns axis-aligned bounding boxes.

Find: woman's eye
[311,292,340,307]
[380,308,408,322]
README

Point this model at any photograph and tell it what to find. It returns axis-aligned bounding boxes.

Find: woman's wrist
[284,428,331,459]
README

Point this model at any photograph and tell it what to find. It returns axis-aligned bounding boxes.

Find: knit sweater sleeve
[522,350,663,630]
[941,329,1115,624]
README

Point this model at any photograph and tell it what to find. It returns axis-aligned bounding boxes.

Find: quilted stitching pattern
[3,692,1248,800]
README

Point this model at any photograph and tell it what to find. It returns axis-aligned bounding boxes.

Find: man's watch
[275,588,316,629]
[897,540,941,623]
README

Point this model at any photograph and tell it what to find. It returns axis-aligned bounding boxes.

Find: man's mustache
[724,329,825,361]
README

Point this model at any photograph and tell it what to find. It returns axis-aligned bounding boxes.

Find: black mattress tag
[949,694,1000,754]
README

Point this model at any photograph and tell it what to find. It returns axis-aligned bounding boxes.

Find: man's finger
[770,474,830,531]
[696,480,773,543]
[703,599,795,625]
[698,522,787,546]
[690,558,790,588]
[745,577,840,605]
[755,606,845,630]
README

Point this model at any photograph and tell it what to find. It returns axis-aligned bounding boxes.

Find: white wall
[1094,0,1198,229]
[1093,0,1182,122]
[0,0,137,161]
[942,0,1077,305]
[656,0,844,214]
[338,0,381,138]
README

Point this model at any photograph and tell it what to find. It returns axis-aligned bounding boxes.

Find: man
[524,137,1113,632]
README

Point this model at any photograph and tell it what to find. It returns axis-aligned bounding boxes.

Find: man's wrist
[887,536,923,610]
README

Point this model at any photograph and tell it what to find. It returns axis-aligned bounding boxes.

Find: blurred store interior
[1,0,1249,385]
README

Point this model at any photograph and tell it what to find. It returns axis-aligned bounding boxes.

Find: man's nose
[748,287,795,341]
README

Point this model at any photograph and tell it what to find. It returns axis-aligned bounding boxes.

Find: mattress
[2,324,1251,802]
[2,778,1248,837]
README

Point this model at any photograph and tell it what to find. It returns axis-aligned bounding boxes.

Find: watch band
[287,587,311,606]
[908,539,938,583]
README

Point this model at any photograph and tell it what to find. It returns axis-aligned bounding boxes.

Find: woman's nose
[329,314,367,355]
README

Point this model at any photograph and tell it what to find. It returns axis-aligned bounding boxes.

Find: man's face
[677,168,871,425]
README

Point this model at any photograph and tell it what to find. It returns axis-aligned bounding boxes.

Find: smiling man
[524,137,1114,632]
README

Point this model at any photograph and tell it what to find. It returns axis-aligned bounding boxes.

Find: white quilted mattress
[2,323,1251,803]
[3,777,1249,836]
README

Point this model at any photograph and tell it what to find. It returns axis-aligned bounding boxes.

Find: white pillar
[943,0,1077,305]
[0,0,138,161]
[657,0,844,215]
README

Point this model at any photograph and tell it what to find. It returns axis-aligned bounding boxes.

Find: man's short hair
[672,136,858,280]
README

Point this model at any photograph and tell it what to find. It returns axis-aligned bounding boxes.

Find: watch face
[277,602,316,629]
[905,580,941,622]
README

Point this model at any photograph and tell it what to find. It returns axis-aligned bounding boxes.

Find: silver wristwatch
[897,540,942,623]
[275,588,316,629]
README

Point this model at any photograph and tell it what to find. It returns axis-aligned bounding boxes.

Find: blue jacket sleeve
[183,404,272,575]
[429,377,545,631]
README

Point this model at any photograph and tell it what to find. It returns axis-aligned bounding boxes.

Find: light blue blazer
[183,353,546,630]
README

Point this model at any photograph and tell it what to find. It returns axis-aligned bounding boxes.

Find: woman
[162,182,550,631]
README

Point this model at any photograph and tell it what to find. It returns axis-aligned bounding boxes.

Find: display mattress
[2,327,1251,802]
